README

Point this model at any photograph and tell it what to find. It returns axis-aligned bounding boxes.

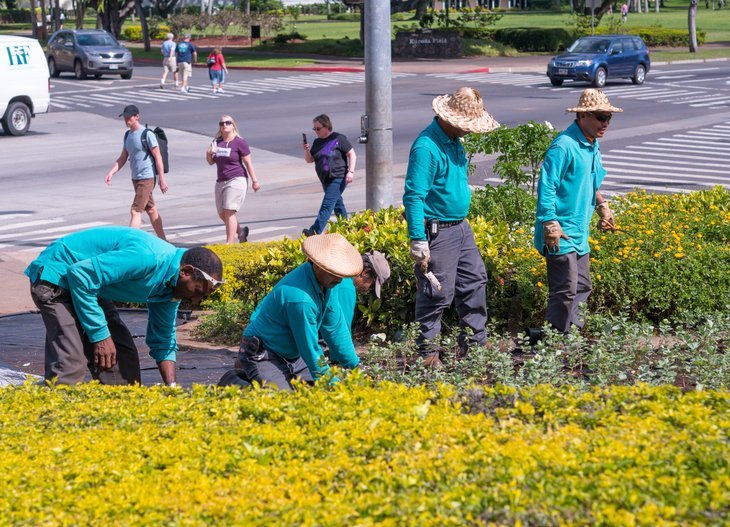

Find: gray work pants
[545,252,592,333]
[30,280,141,385]
[233,346,315,392]
[415,221,488,355]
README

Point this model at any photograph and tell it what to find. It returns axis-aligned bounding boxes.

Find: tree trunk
[655,0,659,12]
[136,0,150,51]
[39,0,48,39]
[207,0,213,15]
[644,0,648,12]
[30,0,37,38]
[688,0,698,52]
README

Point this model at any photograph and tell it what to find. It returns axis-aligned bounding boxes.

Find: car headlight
[576,59,593,67]
[87,52,101,58]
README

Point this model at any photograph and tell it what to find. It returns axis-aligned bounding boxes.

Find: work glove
[410,240,430,274]
[543,220,570,254]
[596,201,616,231]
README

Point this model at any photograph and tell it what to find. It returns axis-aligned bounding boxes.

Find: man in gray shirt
[104,105,169,240]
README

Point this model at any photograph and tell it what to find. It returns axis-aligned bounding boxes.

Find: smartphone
[302,133,307,144]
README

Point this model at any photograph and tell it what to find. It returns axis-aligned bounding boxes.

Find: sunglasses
[312,126,324,131]
[219,120,233,126]
[190,266,224,290]
[590,113,612,123]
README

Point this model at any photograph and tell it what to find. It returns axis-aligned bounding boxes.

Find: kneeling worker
[26,226,223,386]
[219,233,363,391]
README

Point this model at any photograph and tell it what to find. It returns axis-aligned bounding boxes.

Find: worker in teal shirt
[25,226,223,386]
[224,233,364,391]
[403,87,499,368]
[534,89,619,334]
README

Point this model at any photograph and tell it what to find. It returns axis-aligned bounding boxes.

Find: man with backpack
[104,105,169,240]
[175,34,197,93]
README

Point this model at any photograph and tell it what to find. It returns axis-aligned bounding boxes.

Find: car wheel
[593,67,607,88]
[74,60,87,80]
[121,71,133,80]
[632,64,646,85]
[549,77,563,87]
[48,57,60,78]
[1,101,31,136]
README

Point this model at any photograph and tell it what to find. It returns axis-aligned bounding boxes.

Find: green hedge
[594,25,706,47]
[1,382,728,524]
[121,24,170,41]
[491,27,575,52]
[0,8,30,24]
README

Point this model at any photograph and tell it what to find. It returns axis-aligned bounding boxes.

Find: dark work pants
[310,177,348,234]
[545,252,592,334]
[234,347,315,392]
[415,221,488,355]
[30,281,141,385]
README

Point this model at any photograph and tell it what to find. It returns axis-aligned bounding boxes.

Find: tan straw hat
[432,87,500,133]
[302,233,363,278]
[566,89,623,113]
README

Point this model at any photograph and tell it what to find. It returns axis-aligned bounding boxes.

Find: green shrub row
[594,25,707,47]
[121,24,170,41]
[491,27,576,52]
[0,8,30,24]
[1,382,728,525]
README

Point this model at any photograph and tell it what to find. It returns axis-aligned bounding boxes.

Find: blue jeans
[310,177,348,234]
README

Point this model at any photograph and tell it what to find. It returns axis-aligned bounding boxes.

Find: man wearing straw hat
[403,87,499,368]
[219,233,363,390]
[534,89,619,335]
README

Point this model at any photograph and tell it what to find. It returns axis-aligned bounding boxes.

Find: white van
[0,35,50,136]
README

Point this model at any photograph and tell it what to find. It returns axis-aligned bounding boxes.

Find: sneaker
[218,88,225,93]
[238,226,249,243]
[160,82,164,89]
[421,353,443,370]
[213,88,217,94]
[185,86,190,93]
[302,227,315,237]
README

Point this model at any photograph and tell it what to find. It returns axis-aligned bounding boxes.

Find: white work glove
[410,240,430,274]
[596,201,616,231]
[543,220,570,254]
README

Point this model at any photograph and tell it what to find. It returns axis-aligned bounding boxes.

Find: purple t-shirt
[214,136,251,182]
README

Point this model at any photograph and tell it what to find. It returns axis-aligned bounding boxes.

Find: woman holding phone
[206,115,260,243]
[302,114,356,236]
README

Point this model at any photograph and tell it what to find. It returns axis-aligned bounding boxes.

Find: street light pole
[363,0,393,210]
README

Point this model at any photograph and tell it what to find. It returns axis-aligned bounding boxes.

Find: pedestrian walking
[104,104,168,240]
[160,32,178,89]
[206,47,228,94]
[205,115,260,244]
[620,2,629,22]
[25,226,223,386]
[175,34,197,93]
[302,114,356,236]
[403,87,499,368]
[218,233,362,390]
[533,89,620,336]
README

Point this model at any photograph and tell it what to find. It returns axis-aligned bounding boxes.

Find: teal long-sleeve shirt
[403,117,471,241]
[25,226,185,363]
[243,263,358,380]
[533,121,607,256]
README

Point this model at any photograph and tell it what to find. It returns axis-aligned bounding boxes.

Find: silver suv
[46,29,133,80]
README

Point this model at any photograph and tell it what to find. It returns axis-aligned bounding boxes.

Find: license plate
[109,64,118,70]
[558,68,568,75]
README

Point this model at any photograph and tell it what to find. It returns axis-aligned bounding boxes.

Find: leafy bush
[492,27,576,52]
[121,24,170,41]
[1,382,728,524]
[327,12,359,22]
[205,187,730,339]
[0,8,30,23]
[594,25,707,47]
[273,31,307,43]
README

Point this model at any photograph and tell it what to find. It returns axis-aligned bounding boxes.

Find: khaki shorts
[131,178,156,213]
[178,61,192,79]
[215,177,248,214]
[162,56,177,73]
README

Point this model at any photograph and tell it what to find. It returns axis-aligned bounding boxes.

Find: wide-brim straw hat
[566,89,623,113]
[302,233,363,278]
[432,87,500,134]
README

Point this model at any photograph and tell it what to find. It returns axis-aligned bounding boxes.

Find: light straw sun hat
[566,89,623,113]
[432,87,500,133]
[302,233,363,278]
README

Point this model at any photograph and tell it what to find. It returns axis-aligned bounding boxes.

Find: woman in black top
[302,114,356,236]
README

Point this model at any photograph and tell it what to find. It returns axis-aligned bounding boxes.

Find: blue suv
[546,35,650,88]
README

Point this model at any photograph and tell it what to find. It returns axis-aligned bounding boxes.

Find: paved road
[1,62,729,257]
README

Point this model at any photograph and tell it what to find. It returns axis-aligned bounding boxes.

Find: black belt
[430,219,464,228]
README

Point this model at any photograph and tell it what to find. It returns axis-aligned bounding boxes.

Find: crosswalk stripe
[0,222,112,244]
[602,159,727,175]
[0,218,65,232]
[603,153,727,167]
[622,147,730,159]
[655,137,730,150]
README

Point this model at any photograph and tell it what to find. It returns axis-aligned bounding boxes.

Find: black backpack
[125,126,170,175]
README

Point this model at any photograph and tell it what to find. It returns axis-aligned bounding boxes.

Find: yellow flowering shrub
[0,381,728,525]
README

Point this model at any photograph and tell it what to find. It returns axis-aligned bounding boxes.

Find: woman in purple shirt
[205,115,261,243]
